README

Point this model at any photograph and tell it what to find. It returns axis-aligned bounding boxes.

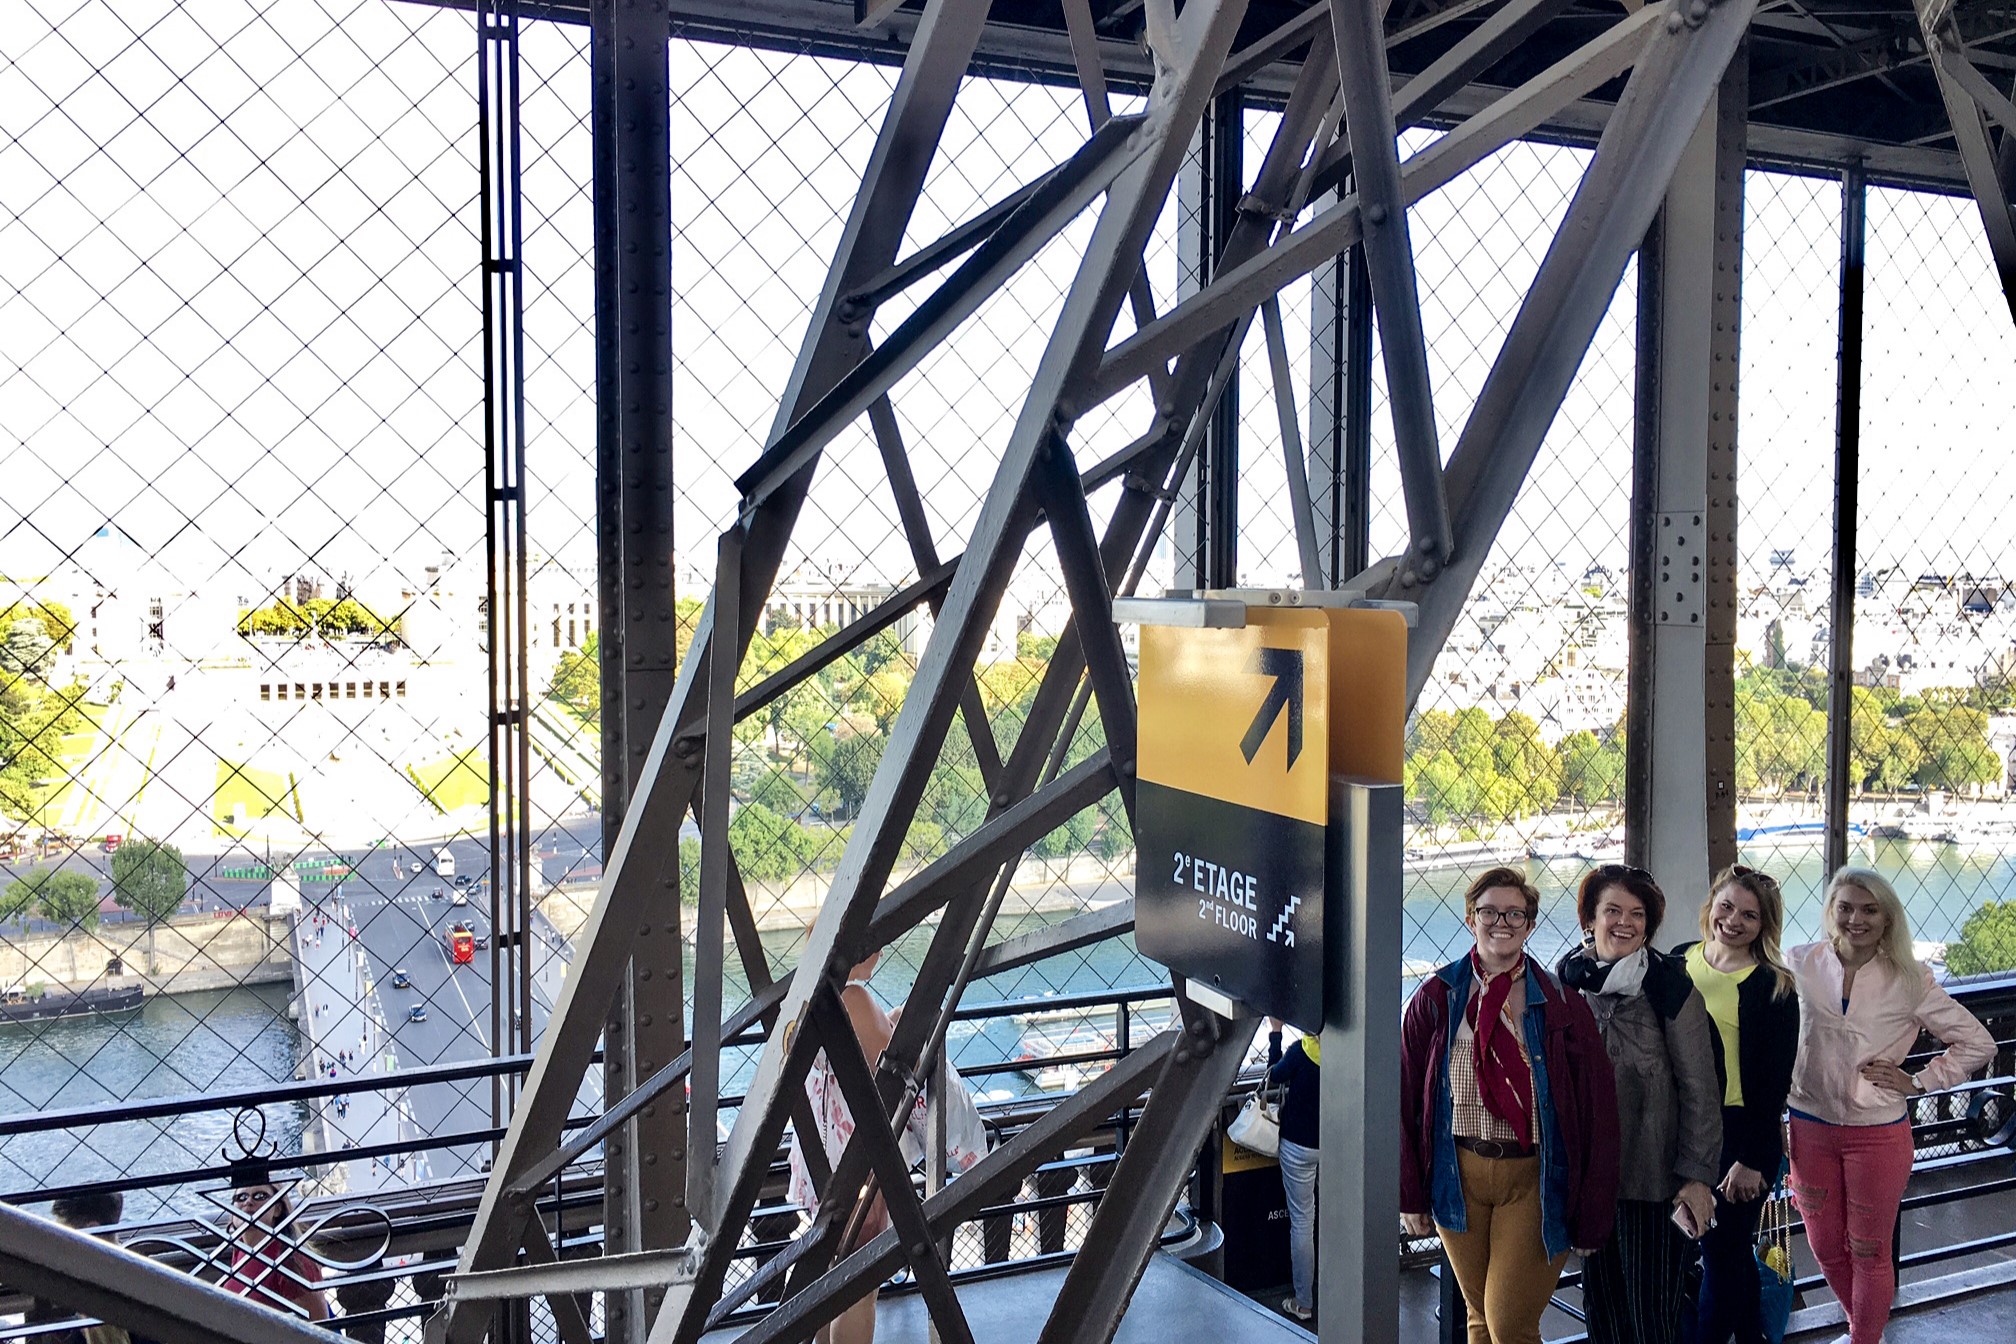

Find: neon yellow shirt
[1686,943,1754,1107]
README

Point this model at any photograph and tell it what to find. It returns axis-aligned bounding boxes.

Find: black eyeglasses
[1473,908,1533,929]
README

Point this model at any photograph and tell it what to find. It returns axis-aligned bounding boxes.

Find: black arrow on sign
[1240,647,1304,768]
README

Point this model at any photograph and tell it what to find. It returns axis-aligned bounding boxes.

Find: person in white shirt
[1786,867,1996,1344]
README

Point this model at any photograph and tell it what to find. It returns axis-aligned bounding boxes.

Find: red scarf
[1466,951,1532,1139]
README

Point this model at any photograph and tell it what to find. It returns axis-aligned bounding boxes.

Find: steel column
[589,4,684,1338]
[1172,89,1243,591]
[1624,54,1746,920]
[1317,780,1405,1344]
[1824,165,1866,880]
[477,0,537,1127]
[1309,239,1373,588]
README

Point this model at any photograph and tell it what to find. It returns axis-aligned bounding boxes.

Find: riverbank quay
[0,907,290,995]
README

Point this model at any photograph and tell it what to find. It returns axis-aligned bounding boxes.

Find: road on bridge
[293,880,595,1193]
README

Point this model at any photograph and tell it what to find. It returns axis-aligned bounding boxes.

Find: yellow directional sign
[1138,609,1331,824]
[1135,604,1407,1025]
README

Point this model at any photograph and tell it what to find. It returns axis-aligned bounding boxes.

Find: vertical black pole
[1824,164,1865,880]
[1205,90,1243,589]
[1342,242,1374,583]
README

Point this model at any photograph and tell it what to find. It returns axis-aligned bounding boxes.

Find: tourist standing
[1401,867,1618,1344]
[1559,864,1721,1344]
[787,951,896,1344]
[1265,1018,1320,1324]
[1787,867,1995,1344]
[1676,866,1800,1344]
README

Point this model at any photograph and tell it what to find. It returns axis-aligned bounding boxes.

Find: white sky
[2,0,2013,625]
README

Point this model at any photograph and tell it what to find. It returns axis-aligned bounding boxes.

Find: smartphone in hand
[1670,1202,1702,1240]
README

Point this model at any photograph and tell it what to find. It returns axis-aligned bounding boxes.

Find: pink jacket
[1786,941,1995,1126]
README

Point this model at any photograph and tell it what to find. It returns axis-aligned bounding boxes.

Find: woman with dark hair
[1787,867,1994,1344]
[1675,865,1800,1344]
[1559,864,1721,1344]
[1402,866,1618,1344]
[220,1165,331,1322]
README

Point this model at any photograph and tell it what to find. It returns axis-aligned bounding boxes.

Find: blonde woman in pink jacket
[1786,867,1996,1344]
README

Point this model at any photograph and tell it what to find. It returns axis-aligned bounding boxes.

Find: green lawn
[407,748,490,814]
[214,760,301,823]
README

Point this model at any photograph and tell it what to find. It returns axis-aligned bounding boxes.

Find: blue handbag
[1756,1179,1796,1344]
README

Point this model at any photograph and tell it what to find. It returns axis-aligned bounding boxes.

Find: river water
[0,838,2008,1209]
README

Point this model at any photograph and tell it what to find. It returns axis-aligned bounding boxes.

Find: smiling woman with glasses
[1400,866,1617,1344]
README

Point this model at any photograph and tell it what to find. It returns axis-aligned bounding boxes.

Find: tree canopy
[9,867,101,929]
[110,839,187,922]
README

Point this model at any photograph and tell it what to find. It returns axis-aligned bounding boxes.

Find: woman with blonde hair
[1787,867,1995,1344]
[1676,865,1800,1344]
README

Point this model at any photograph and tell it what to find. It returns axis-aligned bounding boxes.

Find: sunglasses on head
[1729,864,1779,889]
[1593,863,1653,882]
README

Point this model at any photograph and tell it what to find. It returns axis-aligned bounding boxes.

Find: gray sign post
[1320,778,1404,1344]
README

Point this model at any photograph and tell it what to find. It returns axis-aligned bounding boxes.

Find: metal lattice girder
[441,0,998,1336]
[1088,4,1664,406]
[1916,0,2016,322]
[1371,0,1764,703]
[0,1204,343,1344]
[706,1032,1175,1344]
[1328,0,1451,578]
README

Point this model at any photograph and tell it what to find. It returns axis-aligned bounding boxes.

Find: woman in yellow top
[1675,865,1799,1344]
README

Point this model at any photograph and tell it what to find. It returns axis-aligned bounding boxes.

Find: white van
[433,848,455,878]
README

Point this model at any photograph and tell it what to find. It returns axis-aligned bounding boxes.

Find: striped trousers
[1582,1199,1697,1344]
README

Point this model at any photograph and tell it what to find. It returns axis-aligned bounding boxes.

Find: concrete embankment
[0,910,293,994]
[538,852,1133,939]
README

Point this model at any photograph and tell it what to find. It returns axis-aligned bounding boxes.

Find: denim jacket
[1401,952,1620,1257]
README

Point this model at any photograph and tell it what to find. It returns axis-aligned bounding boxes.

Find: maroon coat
[1400,953,1620,1255]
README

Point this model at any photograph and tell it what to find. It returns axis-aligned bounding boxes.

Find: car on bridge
[391,968,410,989]
[407,1003,427,1023]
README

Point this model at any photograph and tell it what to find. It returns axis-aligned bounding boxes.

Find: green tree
[1559,730,1625,806]
[1033,804,1098,859]
[816,732,884,819]
[17,868,101,929]
[1904,705,2001,793]
[1947,900,2016,976]
[548,633,600,717]
[727,803,808,883]
[1410,750,1473,827]
[1490,713,1562,816]
[110,838,187,922]
[749,769,806,817]
[1408,708,1458,759]
[0,619,56,679]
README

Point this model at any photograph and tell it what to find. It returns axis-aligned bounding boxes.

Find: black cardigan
[1675,941,1801,1175]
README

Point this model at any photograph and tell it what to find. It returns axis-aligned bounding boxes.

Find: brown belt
[1455,1135,1535,1159]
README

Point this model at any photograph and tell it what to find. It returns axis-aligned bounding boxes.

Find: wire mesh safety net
[4,0,2016,1336]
